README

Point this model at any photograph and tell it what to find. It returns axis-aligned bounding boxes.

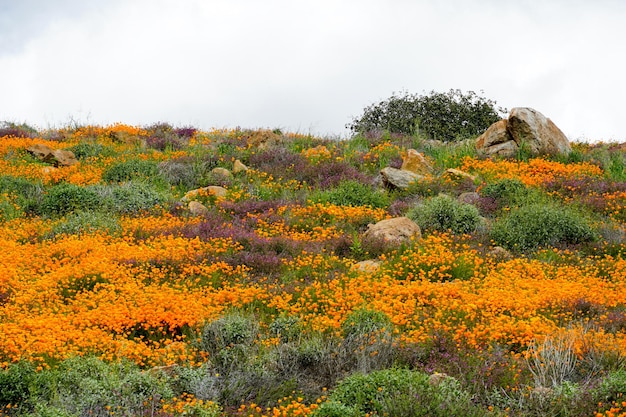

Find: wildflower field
[0,123,625,416]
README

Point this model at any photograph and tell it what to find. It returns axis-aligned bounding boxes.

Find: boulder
[182,185,228,202]
[401,149,433,175]
[211,167,233,180]
[27,143,53,159]
[188,201,210,217]
[27,144,78,167]
[507,107,571,155]
[380,167,422,189]
[248,129,283,150]
[363,217,421,246]
[476,108,571,157]
[476,119,512,149]
[233,159,249,174]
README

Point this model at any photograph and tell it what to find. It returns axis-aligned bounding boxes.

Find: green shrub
[0,361,36,407]
[158,156,218,190]
[481,178,528,207]
[341,308,391,339]
[200,311,259,372]
[67,142,116,160]
[595,369,626,404]
[269,315,302,343]
[46,356,172,416]
[491,203,596,251]
[319,368,480,417]
[41,183,100,216]
[347,89,505,141]
[312,400,360,417]
[407,194,482,234]
[0,175,44,216]
[102,159,160,183]
[313,180,389,209]
[46,211,121,238]
[102,181,168,214]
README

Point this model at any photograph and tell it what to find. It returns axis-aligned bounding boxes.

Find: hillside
[0,123,625,416]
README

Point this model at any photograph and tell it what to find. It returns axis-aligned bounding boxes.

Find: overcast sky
[1,0,625,141]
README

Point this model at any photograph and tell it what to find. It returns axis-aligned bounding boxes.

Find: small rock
[457,192,480,205]
[188,201,210,217]
[211,167,233,179]
[428,372,451,387]
[444,168,476,182]
[352,260,381,273]
[363,217,421,247]
[182,185,228,202]
[488,246,513,261]
[233,159,248,174]
[380,167,422,189]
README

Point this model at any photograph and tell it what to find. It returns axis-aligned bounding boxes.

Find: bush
[0,121,37,138]
[67,142,116,160]
[0,361,36,407]
[158,155,219,190]
[491,203,596,251]
[595,369,626,404]
[347,89,505,141]
[0,175,44,216]
[341,308,392,339]
[41,183,100,216]
[102,159,160,183]
[46,356,172,416]
[46,211,122,238]
[313,180,389,209]
[481,178,528,206]
[100,181,168,214]
[407,194,482,234]
[317,368,480,417]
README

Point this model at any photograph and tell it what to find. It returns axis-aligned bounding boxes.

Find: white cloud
[1,0,625,141]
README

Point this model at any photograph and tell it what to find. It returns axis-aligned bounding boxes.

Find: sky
[1,0,625,142]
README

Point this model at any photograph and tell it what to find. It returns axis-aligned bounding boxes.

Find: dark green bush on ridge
[347,89,505,141]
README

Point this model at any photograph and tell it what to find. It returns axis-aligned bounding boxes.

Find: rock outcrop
[363,217,421,246]
[233,159,248,174]
[401,149,433,175]
[27,144,78,167]
[476,107,571,157]
[508,107,571,155]
[188,201,210,216]
[380,167,422,189]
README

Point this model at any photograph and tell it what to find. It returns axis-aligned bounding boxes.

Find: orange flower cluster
[461,156,603,186]
[237,396,319,417]
[0,219,263,367]
[300,145,332,164]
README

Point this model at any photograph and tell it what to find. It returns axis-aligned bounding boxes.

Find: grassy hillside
[0,123,625,416]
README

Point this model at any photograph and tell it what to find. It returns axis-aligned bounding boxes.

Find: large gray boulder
[508,107,571,155]
[476,107,571,157]
[380,167,422,189]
